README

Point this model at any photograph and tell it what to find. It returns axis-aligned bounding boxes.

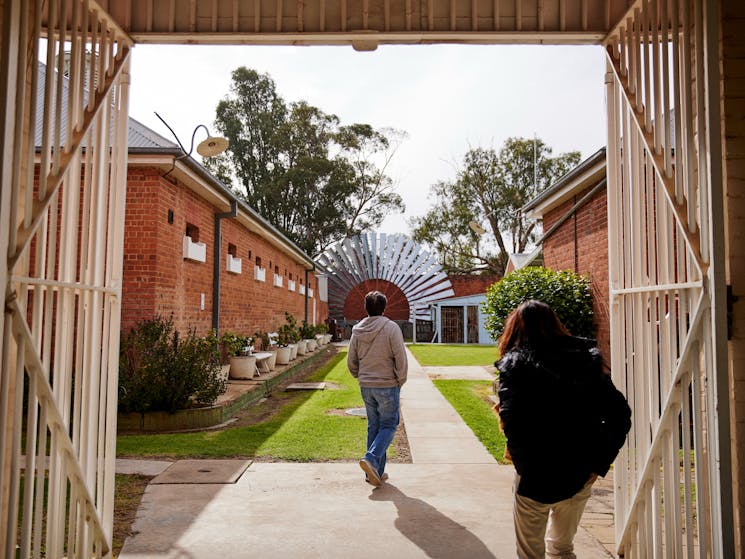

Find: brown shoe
[359,459,381,486]
[365,472,389,485]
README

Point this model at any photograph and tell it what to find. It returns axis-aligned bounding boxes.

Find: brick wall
[342,279,410,321]
[121,165,327,337]
[722,0,745,550]
[448,274,500,297]
[541,186,610,360]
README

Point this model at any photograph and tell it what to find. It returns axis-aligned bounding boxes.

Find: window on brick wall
[228,243,237,257]
[185,223,199,242]
[248,250,252,260]
[255,256,261,267]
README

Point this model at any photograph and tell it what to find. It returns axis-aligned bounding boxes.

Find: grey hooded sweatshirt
[347,316,408,388]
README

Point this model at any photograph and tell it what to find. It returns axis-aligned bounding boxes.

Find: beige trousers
[513,474,594,559]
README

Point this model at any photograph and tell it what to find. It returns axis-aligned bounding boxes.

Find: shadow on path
[370,483,497,559]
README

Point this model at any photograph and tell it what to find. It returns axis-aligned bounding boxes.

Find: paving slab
[151,460,252,484]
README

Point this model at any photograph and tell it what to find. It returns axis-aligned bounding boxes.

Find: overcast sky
[128,44,608,234]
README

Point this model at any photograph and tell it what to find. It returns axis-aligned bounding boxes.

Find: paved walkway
[118,349,613,558]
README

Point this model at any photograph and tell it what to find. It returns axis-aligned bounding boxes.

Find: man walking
[347,291,408,486]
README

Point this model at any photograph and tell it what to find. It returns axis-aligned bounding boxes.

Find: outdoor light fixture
[155,112,230,177]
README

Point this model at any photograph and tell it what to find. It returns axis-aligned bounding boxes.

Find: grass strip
[432,379,508,464]
[408,344,498,367]
[117,351,390,461]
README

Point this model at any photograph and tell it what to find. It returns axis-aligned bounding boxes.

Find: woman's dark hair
[365,291,387,316]
[498,299,570,355]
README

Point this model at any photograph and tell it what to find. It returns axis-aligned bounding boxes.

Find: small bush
[119,316,226,414]
[482,267,595,339]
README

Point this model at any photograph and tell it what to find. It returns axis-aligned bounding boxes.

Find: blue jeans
[360,386,401,476]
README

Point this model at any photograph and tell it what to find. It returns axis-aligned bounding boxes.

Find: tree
[205,67,405,256]
[409,137,581,276]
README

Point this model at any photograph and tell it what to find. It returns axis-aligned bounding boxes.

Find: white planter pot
[305,338,317,351]
[324,334,332,344]
[296,340,307,355]
[265,350,277,370]
[276,346,291,364]
[219,364,231,383]
[289,344,298,360]
[229,355,257,379]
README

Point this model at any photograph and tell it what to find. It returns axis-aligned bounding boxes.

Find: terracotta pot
[229,355,257,379]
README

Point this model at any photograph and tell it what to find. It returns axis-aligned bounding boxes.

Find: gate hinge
[728,285,739,340]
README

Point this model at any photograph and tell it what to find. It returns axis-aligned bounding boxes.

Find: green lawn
[432,379,508,464]
[408,343,498,366]
[117,352,380,461]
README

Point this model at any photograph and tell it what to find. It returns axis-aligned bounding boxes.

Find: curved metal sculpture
[317,233,455,321]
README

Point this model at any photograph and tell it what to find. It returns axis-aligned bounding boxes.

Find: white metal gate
[604,0,732,556]
[0,1,131,556]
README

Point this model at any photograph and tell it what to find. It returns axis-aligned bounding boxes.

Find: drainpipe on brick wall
[304,268,310,324]
[212,200,238,334]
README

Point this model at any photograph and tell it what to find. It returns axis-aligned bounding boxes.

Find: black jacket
[497,337,631,504]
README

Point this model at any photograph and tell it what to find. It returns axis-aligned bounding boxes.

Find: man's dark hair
[365,291,387,316]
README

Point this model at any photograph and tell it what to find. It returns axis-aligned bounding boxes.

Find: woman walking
[496,300,631,559]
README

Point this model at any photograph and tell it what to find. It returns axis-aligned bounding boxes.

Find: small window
[228,243,237,257]
[185,223,199,242]
[255,256,262,267]
[275,265,279,274]
[248,250,252,260]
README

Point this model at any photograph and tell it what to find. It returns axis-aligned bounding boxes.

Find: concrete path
[118,349,612,559]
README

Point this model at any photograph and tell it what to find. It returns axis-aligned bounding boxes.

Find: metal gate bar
[604,0,732,555]
[0,1,132,556]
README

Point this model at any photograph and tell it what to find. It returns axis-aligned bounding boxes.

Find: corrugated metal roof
[35,61,177,149]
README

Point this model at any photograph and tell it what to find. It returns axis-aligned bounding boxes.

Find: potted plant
[301,321,317,351]
[281,312,302,359]
[315,322,330,345]
[254,330,277,371]
[274,329,292,364]
[222,332,256,379]
[206,329,232,382]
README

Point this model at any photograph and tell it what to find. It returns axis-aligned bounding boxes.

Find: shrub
[482,267,595,340]
[300,321,315,339]
[278,312,301,345]
[119,316,226,414]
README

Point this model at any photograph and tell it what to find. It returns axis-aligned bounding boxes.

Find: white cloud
[128,43,606,235]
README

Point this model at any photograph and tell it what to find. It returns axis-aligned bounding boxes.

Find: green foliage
[315,322,329,335]
[205,67,406,256]
[254,330,271,351]
[118,317,226,414]
[410,137,581,275]
[300,321,316,339]
[408,344,499,366]
[117,351,401,461]
[482,267,595,339]
[277,312,301,346]
[432,380,508,463]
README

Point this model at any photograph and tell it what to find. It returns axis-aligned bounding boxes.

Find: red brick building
[122,118,328,338]
[522,148,610,358]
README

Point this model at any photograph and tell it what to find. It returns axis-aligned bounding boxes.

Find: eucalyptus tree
[410,137,581,276]
[205,66,404,256]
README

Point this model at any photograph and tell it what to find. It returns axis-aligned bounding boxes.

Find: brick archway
[342,279,410,321]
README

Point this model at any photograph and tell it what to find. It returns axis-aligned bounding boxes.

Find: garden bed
[118,345,335,433]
